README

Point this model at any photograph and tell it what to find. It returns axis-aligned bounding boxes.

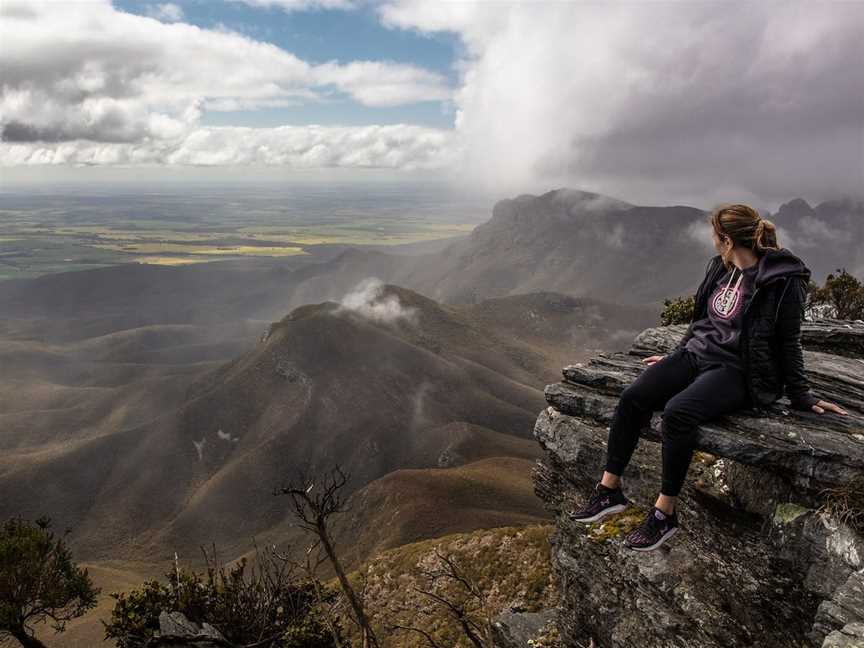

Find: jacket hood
[712,247,811,288]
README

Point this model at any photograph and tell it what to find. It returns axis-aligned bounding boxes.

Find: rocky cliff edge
[532,319,864,648]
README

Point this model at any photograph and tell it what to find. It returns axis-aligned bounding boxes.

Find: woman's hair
[709,203,780,266]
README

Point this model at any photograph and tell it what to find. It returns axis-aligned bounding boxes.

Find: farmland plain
[0,181,489,280]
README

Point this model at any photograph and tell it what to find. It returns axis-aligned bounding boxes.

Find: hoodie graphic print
[685,262,759,372]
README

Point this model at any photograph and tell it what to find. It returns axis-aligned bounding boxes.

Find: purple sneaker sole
[624,525,679,551]
[569,502,629,524]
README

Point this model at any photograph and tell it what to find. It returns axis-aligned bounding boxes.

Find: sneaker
[623,506,679,551]
[568,481,630,523]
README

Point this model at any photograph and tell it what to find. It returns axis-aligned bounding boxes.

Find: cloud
[193,437,206,461]
[232,0,358,11]
[217,429,239,443]
[409,380,433,431]
[603,223,625,250]
[794,214,848,250]
[3,0,862,209]
[0,0,453,168]
[336,277,418,324]
[377,0,864,207]
[145,3,184,22]
[684,218,717,256]
[1,123,458,169]
[314,60,452,107]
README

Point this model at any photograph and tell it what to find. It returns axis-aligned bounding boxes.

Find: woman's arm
[674,256,718,351]
[675,322,694,351]
[775,276,820,411]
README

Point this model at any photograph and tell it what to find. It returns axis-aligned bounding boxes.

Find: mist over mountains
[315,188,864,306]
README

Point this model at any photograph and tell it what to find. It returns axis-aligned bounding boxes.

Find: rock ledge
[532,321,864,647]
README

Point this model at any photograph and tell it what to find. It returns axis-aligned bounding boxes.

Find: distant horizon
[1,173,859,217]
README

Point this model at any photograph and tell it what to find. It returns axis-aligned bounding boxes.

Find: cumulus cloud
[232,0,358,10]
[0,0,452,168]
[337,277,418,324]
[3,0,862,208]
[1,123,458,169]
[378,0,864,207]
[145,3,184,22]
[314,60,451,107]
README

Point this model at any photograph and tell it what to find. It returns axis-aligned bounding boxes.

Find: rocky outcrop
[800,319,864,359]
[823,622,864,648]
[148,611,230,647]
[631,319,864,361]
[532,319,864,647]
[491,609,557,648]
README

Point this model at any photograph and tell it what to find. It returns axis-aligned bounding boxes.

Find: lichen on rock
[774,502,812,525]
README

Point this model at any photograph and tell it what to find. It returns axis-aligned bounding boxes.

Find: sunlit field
[0,182,488,280]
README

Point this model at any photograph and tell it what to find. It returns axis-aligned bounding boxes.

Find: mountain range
[1,186,861,647]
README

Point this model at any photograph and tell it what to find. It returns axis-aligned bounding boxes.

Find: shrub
[0,516,99,648]
[807,269,864,320]
[660,295,695,326]
[103,544,340,648]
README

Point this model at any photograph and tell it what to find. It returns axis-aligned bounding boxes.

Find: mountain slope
[0,284,560,561]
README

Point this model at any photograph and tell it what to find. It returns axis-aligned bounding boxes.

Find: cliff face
[532,320,864,648]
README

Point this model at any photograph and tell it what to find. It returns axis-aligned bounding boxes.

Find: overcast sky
[1,0,862,210]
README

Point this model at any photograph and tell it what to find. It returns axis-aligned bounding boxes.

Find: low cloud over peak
[337,277,419,325]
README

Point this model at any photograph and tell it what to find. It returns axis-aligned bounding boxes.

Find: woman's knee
[660,405,699,439]
[619,383,650,411]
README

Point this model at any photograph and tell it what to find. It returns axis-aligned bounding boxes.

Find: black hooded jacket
[675,247,821,411]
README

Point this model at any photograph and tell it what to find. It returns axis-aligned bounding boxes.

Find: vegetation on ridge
[336,524,558,648]
[807,268,864,320]
[103,544,339,648]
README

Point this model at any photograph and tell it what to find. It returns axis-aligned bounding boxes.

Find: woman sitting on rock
[569,203,848,551]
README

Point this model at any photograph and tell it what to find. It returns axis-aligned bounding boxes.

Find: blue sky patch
[113,0,462,128]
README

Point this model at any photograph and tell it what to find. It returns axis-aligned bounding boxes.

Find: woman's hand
[811,399,848,415]
[642,354,666,365]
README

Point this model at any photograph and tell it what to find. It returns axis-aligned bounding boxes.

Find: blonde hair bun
[710,204,779,253]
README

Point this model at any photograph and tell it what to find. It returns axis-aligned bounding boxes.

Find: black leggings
[604,347,751,497]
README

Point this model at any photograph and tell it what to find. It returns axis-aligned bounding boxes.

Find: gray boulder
[151,611,231,647]
[491,609,557,647]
